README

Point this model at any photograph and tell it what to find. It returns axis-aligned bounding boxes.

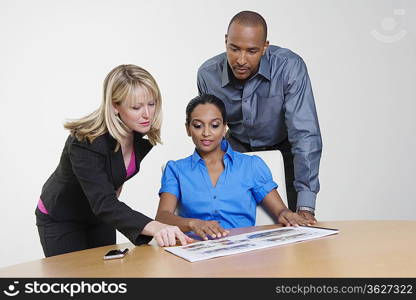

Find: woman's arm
[156,192,191,231]
[262,189,314,226]
[156,192,229,240]
[141,220,193,247]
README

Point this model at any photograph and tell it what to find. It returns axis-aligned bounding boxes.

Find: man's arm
[283,56,322,216]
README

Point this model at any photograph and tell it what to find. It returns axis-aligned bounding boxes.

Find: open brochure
[164,226,339,262]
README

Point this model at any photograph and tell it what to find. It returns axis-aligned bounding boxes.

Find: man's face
[225,22,269,81]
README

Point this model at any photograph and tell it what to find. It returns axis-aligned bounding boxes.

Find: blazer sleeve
[69,142,153,246]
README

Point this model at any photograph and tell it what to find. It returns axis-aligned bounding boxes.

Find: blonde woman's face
[114,86,156,134]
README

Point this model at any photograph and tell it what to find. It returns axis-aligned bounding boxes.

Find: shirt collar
[221,54,271,88]
[257,54,271,81]
[221,55,231,87]
[191,139,235,169]
[222,139,235,163]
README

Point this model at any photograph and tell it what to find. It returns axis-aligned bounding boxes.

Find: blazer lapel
[107,134,126,188]
[134,132,153,176]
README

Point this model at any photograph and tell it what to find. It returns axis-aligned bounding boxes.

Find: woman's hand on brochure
[277,209,314,227]
[143,221,194,247]
[188,219,230,241]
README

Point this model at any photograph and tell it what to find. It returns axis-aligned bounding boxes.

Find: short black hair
[227,11,267,41]
[186,94,227,125]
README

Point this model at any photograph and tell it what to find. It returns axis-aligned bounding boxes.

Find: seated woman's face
[186,103,226,154]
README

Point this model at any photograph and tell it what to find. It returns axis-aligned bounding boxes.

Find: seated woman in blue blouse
[156,94,312,240]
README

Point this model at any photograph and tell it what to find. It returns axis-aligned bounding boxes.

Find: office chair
[247,150,288,225]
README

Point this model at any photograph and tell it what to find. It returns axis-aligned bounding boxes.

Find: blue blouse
[159,140,278,229]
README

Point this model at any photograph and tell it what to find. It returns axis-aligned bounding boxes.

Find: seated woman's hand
[188,219,230,241]
[277,209,314,227]
[143,221,194,247]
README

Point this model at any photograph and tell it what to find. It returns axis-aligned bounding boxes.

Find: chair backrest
[161,149,287,226]
[247,150,287,226]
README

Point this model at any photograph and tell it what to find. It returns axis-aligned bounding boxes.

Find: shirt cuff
[158,187,180,199]
[253,181,278,204]
[134,234,153,246]
[296,191,316,209]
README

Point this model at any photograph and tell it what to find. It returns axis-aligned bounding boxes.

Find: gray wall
[0,0,415,268]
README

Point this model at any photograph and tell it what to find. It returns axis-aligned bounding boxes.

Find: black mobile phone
[103,248,129,260]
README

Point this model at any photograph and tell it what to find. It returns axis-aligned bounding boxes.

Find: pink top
[37,198,49,214]
[126,150,136,178]
[38,150,137,215]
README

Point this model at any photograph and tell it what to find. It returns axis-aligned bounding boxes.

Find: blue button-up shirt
[197,45,322,209]
[159,140,277,229]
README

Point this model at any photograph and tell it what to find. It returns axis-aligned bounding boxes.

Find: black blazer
[40,131,154,245]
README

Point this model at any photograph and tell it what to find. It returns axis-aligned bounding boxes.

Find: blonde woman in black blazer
[36,65,192,257]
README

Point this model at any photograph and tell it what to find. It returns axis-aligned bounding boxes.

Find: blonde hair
[64,64,162,150]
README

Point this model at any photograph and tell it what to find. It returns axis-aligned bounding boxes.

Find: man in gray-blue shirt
[197,11,322,223]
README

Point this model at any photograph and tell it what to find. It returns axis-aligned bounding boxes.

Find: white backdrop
[0,0,415,268]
